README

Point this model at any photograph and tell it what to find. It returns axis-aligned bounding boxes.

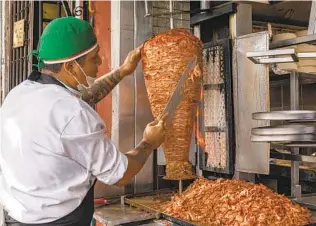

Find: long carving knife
[158,56,197,127]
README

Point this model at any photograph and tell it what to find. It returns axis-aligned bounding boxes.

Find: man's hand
[143,114,168,149]
[121,45,143,77]
[114,114,168,187]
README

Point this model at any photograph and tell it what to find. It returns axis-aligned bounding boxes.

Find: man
[0,17,166,225]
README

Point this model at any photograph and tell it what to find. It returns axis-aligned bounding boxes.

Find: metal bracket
[297,52,316,58]
[247,49,316,64]
[61,1,73,17]
[247,49,298,64]
[270,34,316,49]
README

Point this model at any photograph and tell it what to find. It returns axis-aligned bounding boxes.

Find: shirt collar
[55,79,82,97]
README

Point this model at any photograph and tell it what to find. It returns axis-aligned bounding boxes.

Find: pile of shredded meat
[158,178,311,226]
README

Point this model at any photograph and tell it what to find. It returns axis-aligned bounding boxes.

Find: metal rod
[23,1,28,81]
[179,180,183,194]
[169,0,174,29]
[0,0,2,103]
[246,48,296,58]
[297,52,316,58]
[19,1,23,84]
[290,71,301,198]
[57,1,61,18]
[14,2,18,88]
[39,1,43,36]
[200,0,210,10]
[144,11,188,18]
[271,152,316,163]
[61,1,72,17]
[144,0,149,17]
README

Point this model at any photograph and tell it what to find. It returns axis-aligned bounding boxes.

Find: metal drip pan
[252,124,316,135]
[253,111,316,121]
[251,134,316,142]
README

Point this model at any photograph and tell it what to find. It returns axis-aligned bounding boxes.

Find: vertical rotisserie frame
[198,38,234,174]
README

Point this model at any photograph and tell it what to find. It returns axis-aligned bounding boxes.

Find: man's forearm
[114,140,154,187]
[126,140,153,164]
[81,67,127,105]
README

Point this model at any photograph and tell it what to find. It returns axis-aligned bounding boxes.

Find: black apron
[4,71,96,226]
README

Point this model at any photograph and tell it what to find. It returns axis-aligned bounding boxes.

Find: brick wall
[152,1,190,35]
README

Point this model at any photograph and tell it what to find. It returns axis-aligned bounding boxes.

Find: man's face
[74,46,102,86]
[81,46,102,78]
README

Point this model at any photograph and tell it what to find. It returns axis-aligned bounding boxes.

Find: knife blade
[158,56,197,127]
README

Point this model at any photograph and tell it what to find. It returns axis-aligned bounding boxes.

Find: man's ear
[63,61,76,76]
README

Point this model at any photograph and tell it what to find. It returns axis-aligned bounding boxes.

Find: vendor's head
[31,16,102,89]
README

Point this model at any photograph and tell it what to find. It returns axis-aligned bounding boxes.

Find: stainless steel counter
[93,204,154,226]
[93,204,179,226]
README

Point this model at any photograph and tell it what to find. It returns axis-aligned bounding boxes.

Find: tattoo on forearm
[134,140,153,165]
[81,69,122,105]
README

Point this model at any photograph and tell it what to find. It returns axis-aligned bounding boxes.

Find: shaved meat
[158,178,311,226]
[141,28,203,180]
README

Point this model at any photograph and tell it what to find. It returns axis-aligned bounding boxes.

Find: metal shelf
[251,134,316,142]
[270,34,316,49]
[247,49,316,64]
[253,110,316,121]
[252,124,316,135]
[271,152,316,163]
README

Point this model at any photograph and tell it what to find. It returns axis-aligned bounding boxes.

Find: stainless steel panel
[308,1,316,35]
[229,3,252,39]
[105,0,135,197]
[235,31,270,174]
[112,1,135,154]
[134,0,154,193]
[119,1,136,195]
[93,204,155,226]
[290,71,301,198]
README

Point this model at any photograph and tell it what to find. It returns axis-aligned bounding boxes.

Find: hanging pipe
[170,0,174,29]
[89,0,95,27]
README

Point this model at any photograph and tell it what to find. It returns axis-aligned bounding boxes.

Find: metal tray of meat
[122,190,316,226]
[251,134,316,142]
[252,124,316,135]
[253,111,316,121]
[123,194,195,226]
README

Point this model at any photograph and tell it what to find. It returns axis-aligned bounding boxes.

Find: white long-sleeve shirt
[0,79,128,224]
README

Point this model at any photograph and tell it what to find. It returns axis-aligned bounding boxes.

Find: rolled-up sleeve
[60,108,128,185]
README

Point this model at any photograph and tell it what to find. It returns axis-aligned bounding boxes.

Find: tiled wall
[152,1,190,35]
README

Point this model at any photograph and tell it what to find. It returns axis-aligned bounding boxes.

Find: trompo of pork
[141,28,203,180]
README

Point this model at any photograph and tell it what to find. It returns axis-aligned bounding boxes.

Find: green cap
[30,16,97,69]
